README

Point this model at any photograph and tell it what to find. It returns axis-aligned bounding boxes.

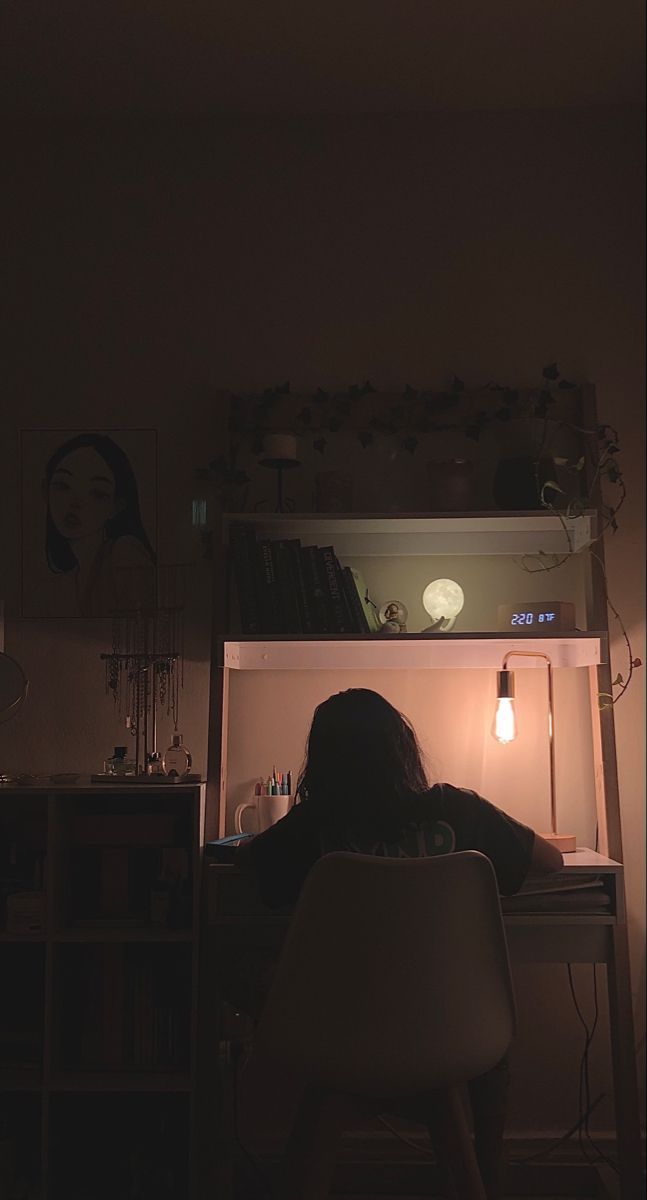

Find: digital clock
[497,601,576,632]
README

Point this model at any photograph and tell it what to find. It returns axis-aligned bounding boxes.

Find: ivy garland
[195,364,640,704]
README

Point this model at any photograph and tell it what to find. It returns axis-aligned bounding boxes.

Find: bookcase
[0,782,204,1200]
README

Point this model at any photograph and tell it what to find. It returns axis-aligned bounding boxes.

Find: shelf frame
[223,631,604,671]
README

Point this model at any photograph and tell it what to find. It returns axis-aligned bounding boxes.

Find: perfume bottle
[146,751,164,776]
[162,734,192,778]
[104,746,136,776]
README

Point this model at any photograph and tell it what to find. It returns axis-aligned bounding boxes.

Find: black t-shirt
[235,782,535,909]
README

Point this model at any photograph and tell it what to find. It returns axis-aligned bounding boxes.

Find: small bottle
[162,733,192,778]
[104,746,136,776]
[146,751,164,776]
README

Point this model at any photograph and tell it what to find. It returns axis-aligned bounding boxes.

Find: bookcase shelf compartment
[48,1091,189,1200]
[223,510,595,557]
[54,941,192,1077]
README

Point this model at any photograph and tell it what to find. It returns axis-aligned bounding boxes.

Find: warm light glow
[493,697,517,744]
[422,578,465,621]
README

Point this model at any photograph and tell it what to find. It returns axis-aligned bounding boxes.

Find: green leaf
[542,362,560,380]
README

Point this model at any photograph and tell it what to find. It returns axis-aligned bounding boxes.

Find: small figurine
[378,600,408,635]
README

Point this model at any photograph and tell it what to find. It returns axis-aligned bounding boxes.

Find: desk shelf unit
[0,781,204,1200]
[204,491,642,1198]
[208,508,615,848]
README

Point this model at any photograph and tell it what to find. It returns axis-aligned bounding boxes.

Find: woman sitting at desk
[236,687,562,908]
[235,687,562,1198]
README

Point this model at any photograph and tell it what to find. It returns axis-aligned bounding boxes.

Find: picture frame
[19,428,158,618]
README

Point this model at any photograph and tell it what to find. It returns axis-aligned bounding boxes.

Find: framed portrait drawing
[20,429,158,618]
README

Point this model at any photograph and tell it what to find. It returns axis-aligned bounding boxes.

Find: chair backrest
[254,850,516,1098]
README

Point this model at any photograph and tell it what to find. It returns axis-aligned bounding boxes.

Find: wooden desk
[198,850,642,1199]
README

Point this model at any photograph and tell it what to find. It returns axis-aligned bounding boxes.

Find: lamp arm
[501,650,557,836]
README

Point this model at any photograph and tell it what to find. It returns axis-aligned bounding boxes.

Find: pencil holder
[234,793,293,833]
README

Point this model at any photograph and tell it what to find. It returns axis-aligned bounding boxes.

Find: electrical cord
[515,1093,606,1162]
[376,1114,436,1159]
[567,963,619,1174]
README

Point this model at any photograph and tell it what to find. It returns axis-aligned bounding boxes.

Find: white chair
[252,849,516,1199]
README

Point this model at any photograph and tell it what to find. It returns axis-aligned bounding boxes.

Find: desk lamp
[259,433,301,512]
[493,649,576,852]
[421,578,464,632]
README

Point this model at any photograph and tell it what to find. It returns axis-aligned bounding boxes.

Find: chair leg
[278,1086,364,1200]
[424,1086,487,1200]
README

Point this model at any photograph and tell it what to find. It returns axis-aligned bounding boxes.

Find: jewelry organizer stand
[99,598,184,776]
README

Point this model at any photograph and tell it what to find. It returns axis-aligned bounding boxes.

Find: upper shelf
[223,632,604,671]
[222,511,595,557]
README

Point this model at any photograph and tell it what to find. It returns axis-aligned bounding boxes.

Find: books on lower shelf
[61,944,191,1073]
[229,521,374,635]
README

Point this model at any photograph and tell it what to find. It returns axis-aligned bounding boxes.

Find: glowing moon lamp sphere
[422,578,465,632]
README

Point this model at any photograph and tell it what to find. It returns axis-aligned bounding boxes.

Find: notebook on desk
[205,833,254,862]
[501,873,610,912]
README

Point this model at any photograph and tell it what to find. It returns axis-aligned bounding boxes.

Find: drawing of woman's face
[47,446,123,541]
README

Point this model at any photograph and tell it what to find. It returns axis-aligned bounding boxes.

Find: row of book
[62,944,191,1072]
[229,521,380,635]
[68,845,192,928]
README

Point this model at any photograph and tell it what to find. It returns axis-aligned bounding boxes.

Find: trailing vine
[196,367,640,703]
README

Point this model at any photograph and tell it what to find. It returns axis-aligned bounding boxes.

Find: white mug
[234,793,293,834]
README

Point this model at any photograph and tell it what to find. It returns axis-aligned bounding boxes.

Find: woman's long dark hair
[297,688,429,840]
[45,433,156,573]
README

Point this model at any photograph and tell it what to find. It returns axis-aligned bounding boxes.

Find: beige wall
[1,106,644,1128]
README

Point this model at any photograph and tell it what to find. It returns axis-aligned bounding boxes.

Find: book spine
[340,565,370,633]
[320,546,353,633]
[301,545,329,633]
[273,540,303,634]
[334,554,358,632]
[255,538,281,633]
[229,521,262,634]
[285,539,313,633]
[102,944,124,1069]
